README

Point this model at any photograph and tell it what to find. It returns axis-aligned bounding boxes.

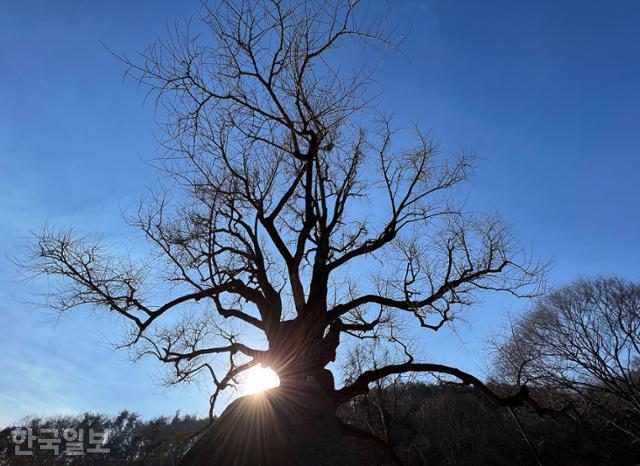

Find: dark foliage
[339,382,640,466]
[0,411,206,465]
[3,383,638,465]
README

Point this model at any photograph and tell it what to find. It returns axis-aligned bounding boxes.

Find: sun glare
[241,365,280,395]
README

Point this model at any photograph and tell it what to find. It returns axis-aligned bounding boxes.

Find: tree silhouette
[494,277,640,442]
[25,0,543,429]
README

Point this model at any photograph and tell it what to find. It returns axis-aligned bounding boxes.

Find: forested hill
[2,382,638,465]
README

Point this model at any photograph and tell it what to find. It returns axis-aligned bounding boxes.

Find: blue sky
[1,0,638,427]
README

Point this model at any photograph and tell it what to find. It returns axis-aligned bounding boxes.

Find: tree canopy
[25,0,544,421]
[494,276,640,442]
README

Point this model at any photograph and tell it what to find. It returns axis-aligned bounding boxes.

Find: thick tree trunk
[178,381,357,466]
[266,319,337,394]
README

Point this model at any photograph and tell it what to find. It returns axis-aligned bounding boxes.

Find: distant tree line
[2,380,638,466]
[340,381,638,465]
[494,277,640,444]
[0,411,205,465]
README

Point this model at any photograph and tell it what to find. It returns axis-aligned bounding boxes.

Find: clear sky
[1,0,639,427]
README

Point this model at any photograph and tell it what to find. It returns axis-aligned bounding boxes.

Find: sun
[241,365,280,395]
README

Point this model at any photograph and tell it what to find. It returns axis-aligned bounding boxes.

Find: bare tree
[24,0,544,443]
[339,339,417,444]
[494,277,640,441]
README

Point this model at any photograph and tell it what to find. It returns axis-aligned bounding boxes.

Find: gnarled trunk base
[179,381,355,466]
